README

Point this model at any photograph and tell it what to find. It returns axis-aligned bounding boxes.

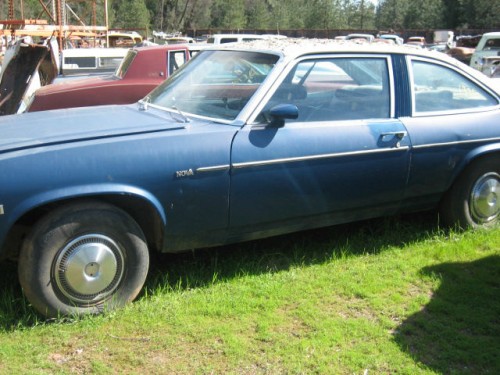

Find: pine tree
[113,0,150,32]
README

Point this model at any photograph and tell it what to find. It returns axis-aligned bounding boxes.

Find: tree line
[1,0,499,36]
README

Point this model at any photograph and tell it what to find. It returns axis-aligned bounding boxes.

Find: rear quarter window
[410,59,498,114]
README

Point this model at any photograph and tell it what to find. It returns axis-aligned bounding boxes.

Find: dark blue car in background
[0,39,498,317]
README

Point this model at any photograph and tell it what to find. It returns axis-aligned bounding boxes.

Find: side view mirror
[268,104,299,127]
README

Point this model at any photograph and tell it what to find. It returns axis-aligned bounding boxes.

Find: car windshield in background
[148,50,279,121]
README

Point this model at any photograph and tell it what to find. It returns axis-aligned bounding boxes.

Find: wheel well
[440,151,500,206]
[445,151,500,193]
[463,152,500,177]
[2,195,164,261]
[439,151,500,228]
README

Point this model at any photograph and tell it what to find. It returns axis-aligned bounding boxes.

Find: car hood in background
[0,105,188,153]
[0,39,58,116]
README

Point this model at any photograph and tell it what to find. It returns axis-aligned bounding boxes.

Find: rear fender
[448,142,500,186]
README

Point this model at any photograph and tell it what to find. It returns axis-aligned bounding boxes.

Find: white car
[345,33,375,43]
[380,34,404,45]
[470,32,500,73]
[206,33,285,45]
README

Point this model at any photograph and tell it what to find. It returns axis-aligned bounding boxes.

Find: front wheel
[18,201,149,318]
[440,157,499,229]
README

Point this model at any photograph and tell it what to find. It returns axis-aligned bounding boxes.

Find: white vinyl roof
[215,37,495,87]
[219,37,446,60]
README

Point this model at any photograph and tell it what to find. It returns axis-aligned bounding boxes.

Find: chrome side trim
[192,136,499,173]
[196,165,231,173]
[232,146,409,169]
[412,136,500,150]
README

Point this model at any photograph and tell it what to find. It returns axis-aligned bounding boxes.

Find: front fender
[15,183,166,224]
[0,183,166,255]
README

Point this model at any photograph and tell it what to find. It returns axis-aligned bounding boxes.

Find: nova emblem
[175,169,194,178]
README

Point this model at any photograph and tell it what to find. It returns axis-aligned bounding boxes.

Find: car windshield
[114,49,137,79]
[147,50,279,121]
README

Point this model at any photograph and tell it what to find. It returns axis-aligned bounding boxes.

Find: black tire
[440,157,499,229]
[18,201,149,318]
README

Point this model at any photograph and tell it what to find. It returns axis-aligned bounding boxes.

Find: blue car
[1,39,499,317]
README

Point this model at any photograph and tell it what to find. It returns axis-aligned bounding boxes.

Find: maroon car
[27,44,191,112]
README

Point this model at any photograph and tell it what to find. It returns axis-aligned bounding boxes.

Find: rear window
[114,50,138,78]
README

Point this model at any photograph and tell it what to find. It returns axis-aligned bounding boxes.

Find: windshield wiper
[138,96,190,123]
[138,95,190,124]
[170,105,190,123]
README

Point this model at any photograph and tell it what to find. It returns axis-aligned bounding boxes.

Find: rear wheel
[18,201,149,318]
[440,157,499,229]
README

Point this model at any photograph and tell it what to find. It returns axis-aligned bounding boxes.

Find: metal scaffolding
[1,0,109,48]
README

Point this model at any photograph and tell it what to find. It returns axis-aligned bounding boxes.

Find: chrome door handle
[380,131,407,140]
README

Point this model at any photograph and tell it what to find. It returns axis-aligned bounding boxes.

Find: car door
[399,56,500,207]
[229,55,412,234]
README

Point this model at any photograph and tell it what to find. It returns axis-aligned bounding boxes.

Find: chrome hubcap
[470,172,499,224]
[54,234,125,304]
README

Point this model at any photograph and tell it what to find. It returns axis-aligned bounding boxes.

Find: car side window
[221,38,238,43]
[411,60,498,113]
[64,56,96,69]
[168,51,187,75]
[261,57,391,122]
[483,38,500,51]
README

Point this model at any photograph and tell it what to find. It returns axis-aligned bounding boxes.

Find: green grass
[0,212,498,374]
